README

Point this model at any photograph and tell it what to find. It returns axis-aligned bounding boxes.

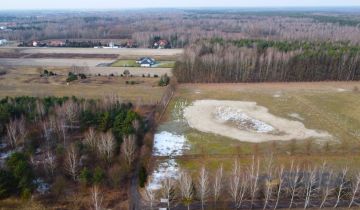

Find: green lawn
[111,60,140,67]
[157,82,360,172]
[111,60,175,68]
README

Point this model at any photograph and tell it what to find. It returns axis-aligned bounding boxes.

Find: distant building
[154,39,169,49]
[32,41,38,47]
[48,40,65,47]
[0,26,6,30]
[136,57,156,67]
[103,41,119,49]
[0,39,7,45]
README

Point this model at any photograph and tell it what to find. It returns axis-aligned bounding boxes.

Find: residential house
[48,40,65,47]
[136,57,156,67]
[153,39,169,49]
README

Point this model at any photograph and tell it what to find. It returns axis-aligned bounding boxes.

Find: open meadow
[149,82,360,188]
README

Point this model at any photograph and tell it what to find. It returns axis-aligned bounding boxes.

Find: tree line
[144,158,360,210]
[174,39,360,83]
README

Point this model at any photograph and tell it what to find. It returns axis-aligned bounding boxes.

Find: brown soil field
[0,67,166,104]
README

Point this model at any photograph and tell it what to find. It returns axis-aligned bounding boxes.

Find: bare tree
[213,164,224,207]
[263,155,274,210]
[179,170,193,210]
[91,185,103,210]
[349,172,360,208]
[274,166,284,210]
[229,160,241,209]
[44,151,56,176]
[334,167,348,208]
[198,166,210,210]
[288,161,301,209]
[304,167,318,209]
[56,116,67,146]
[65,144,79,181]
[98,132,115,161]
[249,156,260,208]
[320,170,333,208]
[145,181,156,210]
[6,116,27,148]
[84,127,98,151]
[122,135,137,166]
[161,176,175,210]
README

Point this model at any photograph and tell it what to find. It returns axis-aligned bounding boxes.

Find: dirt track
[0,58,113,67]
[15,47,183,56]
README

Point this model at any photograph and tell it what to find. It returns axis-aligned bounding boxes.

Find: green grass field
[158,82,360,171]
[111,60,140,67]
[111,60,175,68]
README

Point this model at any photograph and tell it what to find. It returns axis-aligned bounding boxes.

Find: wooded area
[174,39,360,82]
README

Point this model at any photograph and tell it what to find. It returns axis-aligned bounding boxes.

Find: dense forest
[174,39,360,82]
[2,9,360,47]
[0,96,154,208]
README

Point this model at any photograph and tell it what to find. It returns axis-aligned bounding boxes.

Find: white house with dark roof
[136,57,156,67]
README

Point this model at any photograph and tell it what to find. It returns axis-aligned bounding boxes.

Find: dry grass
[0,67,166,104]
[159,82,360,170]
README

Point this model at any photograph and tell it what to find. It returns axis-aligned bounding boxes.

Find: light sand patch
[184,100,331,143]
[288,113,305,121]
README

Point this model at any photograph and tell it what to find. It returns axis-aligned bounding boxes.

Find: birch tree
[334,167,348,208]
[122,135,137,166]
[198,166,210,210]
[6,116,27,148]
[98,132,115,162]
[161,176,175,210]
[179,170,193,210]
[84,127,98,151]
[213,164,223,207]
[65,144,79,181]
[91,185,103,210]
[349,172,360,208]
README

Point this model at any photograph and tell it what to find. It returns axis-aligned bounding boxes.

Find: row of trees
[145,158,360,210]
[3,10,360,46]
[174,40,360,82]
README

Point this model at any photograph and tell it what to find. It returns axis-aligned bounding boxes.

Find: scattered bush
[66,72,78,82]
[158,74,170,86]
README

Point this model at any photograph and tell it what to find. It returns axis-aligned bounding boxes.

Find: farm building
[136,57,156,67]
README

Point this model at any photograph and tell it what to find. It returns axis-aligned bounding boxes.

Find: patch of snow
[0,143,7,149]
[288,113,304,121]
[0,150,14,160]
[153,131,190,156]
[337,88,348,92]
[148,159,179,190]
[214,106,274,133]
[33,178,50,194]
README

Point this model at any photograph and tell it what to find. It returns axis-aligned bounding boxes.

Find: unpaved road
[184,100,331,143]
[0,58,113,67]
[10,47,183,56]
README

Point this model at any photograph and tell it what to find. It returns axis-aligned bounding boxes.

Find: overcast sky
[2,0,360,10]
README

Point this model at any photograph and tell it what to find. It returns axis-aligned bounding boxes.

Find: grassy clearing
[158,82,360,172]
[111,59,175,68]
[111,60,139,67]
[0,67,165,104]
